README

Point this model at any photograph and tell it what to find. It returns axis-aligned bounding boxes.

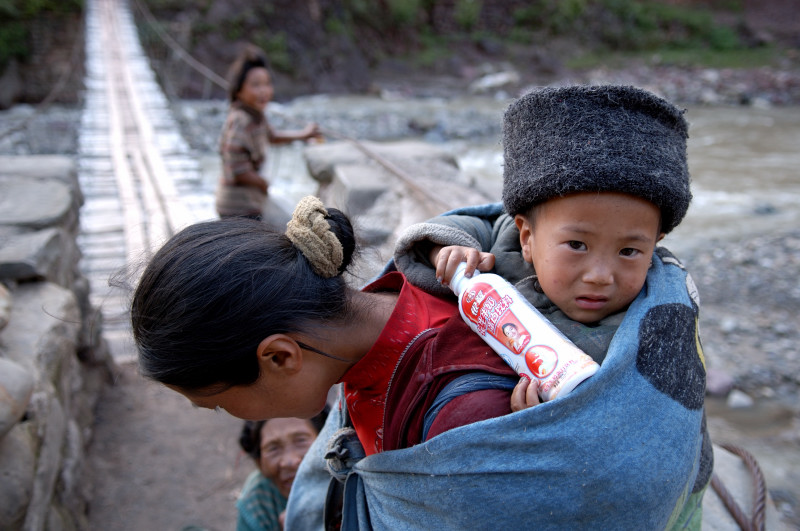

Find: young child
[236,411,327,531]
[216,44,321,219]
[387,86,711,528]
[394,85,699,409]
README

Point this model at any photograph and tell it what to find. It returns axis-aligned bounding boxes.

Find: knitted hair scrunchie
[285,196,344,278]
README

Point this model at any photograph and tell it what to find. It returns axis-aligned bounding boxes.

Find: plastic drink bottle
[450,263,599,401]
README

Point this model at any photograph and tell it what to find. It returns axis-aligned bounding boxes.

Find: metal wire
[711,443,768,531]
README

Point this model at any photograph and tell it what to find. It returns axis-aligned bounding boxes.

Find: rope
[319,127,451,213]
[129,0,228,91]
[0,13,85,141]
[711,443,768,531]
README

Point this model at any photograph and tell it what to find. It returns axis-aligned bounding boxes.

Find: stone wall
[0,156,115,530]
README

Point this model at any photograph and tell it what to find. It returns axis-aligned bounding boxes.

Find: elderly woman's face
[258,417,318,498]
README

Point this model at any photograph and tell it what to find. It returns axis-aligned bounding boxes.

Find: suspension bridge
[78,0,217,358]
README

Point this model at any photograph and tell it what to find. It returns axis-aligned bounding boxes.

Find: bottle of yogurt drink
[450,263,599,401]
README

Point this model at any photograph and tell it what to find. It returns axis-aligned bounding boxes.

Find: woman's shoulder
[238,469,275,500]
[236,470,285,531]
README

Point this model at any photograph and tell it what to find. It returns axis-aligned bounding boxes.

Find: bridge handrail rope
[130,0,228,91]
[711,443,767,531]
[0,14,85,142]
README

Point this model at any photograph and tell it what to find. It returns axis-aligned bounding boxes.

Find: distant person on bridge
[216,44,321,219]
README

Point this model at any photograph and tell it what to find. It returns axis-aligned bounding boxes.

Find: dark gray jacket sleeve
[393,214,497,297]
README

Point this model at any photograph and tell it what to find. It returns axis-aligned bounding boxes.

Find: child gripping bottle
[450,263,599,401]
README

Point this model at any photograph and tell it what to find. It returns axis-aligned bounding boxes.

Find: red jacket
[341,272,516,454]
[382,312,517,451]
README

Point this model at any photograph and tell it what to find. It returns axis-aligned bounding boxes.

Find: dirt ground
[85,361,252,531]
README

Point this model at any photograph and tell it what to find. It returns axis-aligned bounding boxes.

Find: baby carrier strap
[421,372,519,441]
[323,401,360,531]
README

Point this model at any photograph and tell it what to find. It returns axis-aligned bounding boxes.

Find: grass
[567,45,788,71]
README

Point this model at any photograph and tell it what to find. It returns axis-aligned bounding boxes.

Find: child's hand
[304,123,323,142]
[431,245,495,286]
[510,377,540,411]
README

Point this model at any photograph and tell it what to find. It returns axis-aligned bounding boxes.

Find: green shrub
[253,31,291,73]
[0,0,83,67]
[511,0,746,53]
[513,0,587,34]
[388,0,422,26]
[0,23,27,66]
[454,0,482,31]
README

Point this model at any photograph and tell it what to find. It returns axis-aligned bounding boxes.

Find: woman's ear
[514,214,534,263]
[256,334,303,375]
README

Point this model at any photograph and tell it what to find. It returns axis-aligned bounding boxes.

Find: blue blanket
[286,246,712,530]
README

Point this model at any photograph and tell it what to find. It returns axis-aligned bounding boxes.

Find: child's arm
[510,377,540,412]
[393,213,500,296]
[430,245,495,287]
[268,123,322,144]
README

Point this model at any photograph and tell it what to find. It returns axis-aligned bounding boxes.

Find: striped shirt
[216,101,269,217]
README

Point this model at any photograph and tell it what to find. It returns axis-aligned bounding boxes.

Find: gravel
[681,230,800,408]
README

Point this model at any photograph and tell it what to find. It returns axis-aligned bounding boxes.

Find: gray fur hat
[502,85,691,233]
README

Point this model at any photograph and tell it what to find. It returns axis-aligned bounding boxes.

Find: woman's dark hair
[239,406,330,461]
[226,44,270,102]
[131,212,357,391]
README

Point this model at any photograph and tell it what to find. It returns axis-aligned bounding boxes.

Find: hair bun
[286,196,345,278]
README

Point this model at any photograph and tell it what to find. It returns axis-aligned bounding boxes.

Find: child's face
[515,192,664,324]
[236,66,274,112]
[258,417,318,498]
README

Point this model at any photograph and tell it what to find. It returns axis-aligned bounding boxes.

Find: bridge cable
[710,443,767,531]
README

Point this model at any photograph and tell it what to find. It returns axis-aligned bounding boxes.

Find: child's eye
[620,248,640,257]
[568,241,586,250]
